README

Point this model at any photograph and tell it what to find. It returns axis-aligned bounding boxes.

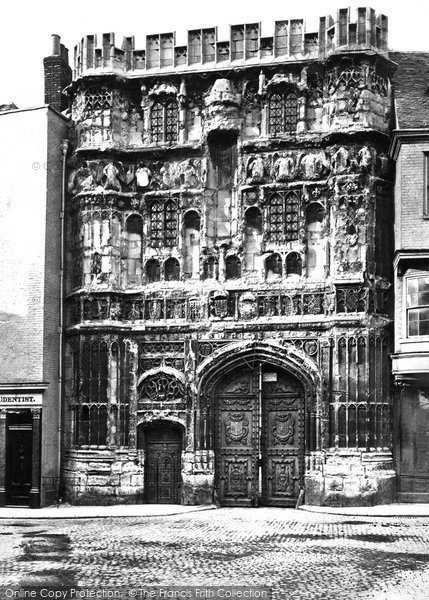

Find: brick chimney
[43,34,72,112]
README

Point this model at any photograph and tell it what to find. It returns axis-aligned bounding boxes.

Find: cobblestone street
[0,508,429,599]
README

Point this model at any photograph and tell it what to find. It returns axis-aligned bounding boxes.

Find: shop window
[268,91,298,135]
[226,255,242,279]
[406,275,429,336]
[150,99,178,144]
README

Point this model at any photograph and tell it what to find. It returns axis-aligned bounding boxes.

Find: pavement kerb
[298,503,429,517]
[0,504,217,520]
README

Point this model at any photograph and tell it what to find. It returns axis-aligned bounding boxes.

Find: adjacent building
[389,52,429,502]
[0,101,69,507]
[54,7,398,507]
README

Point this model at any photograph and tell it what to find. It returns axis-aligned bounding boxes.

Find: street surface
[0,508,429,599]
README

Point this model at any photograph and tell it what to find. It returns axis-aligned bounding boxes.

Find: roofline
[389,128,429,160]
[0,104,69,121]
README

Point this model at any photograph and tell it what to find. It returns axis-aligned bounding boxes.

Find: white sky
[1,0,428,108]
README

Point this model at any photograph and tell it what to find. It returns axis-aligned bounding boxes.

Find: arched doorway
[139,422,183,504]
[215,366,305,507]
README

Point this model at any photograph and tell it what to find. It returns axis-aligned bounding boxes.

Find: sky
[1,0,429,108]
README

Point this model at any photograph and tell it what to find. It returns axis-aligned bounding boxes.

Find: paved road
[0,508,429,599]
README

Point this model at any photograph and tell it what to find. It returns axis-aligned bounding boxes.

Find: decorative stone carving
[272,152,297,181]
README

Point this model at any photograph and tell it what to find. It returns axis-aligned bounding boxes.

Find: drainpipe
[58,138,69,500]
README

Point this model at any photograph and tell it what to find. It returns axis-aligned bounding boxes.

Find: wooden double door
[144,424,182,504]
[216,367,305,506]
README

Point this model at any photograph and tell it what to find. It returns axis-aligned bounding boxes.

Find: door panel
[216,370,258,506]
[216,367,304,506]
[262,375,304,506]
[145,427,182,504]
[6,423,33,505]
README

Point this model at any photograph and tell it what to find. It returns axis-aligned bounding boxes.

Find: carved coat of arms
[272,413,295,445]
[225,412,249,445]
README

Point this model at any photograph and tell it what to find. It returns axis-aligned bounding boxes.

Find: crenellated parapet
[72,8,388,80]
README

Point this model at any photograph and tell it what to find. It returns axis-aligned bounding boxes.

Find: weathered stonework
[62,7,396,507]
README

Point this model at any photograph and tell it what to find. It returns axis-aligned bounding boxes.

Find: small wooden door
[5,413,33,505]
[145,425,182,504]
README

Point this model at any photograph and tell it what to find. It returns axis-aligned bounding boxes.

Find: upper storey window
[149,199,178,247]
[151,99,178,144]
[268,191,300,243]
[406,275,429,337]
[425,154,429,215]
[268,91,298,136]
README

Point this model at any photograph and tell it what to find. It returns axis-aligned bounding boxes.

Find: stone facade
[58,7,396,506]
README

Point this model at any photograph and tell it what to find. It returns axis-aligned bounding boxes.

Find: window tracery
[139,373,185,402]
[267,191,300,242]
[150,99,179,144]
[268,91,298,135]
[149,199,178,247]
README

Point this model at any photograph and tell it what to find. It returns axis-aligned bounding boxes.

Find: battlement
[71,7,388,80]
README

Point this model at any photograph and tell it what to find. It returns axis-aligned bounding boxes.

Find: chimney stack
[43,35,72,112]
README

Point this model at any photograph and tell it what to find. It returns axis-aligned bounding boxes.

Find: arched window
[286,252,302,277]
[184,210,200,278]
[268,91,298,135]
[265,253,283,281]
[203,256,219,280]
[151,99,178,144]
[165,257,180,281]
[125,215,142,285]
[146,259,161,283]
[226,255,242,279]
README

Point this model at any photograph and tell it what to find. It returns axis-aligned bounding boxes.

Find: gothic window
[268,191,300,242]
[286,252,302,277]
[268,193,283,242]
[164,200,178,246]
[268,91,298,135]
[226,255,242,279]
[150,99,178,144]
[284,192,300,241]
[265,253,283,281]
[231,26,244,60]
[330,335,390,449]
[165,257,180,281]
[149,200,178,247]
[125,215,143,285]
[139,373,185,402]
[203,257,219,280]
[146,259,161,283]
[75,340,109,446]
